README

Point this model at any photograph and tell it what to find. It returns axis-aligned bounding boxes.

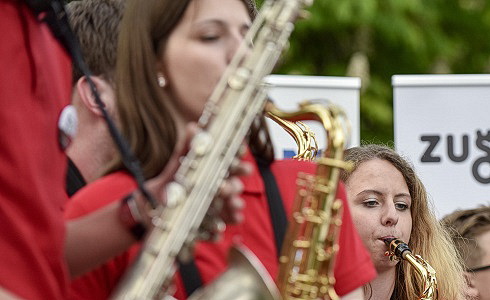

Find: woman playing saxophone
[339,144,467,300]
[65,0,377,299]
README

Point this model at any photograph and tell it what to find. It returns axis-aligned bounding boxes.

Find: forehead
[347,159,408,191]
[476,230,490,264]
[477,230,490,249]
[184,0,249,22]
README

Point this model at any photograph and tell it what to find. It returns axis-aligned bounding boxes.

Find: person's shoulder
[76,171,136,196]
[66,171,137,218]
[270,158,316,176]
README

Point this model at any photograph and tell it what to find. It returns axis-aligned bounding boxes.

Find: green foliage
[269,0,490,144]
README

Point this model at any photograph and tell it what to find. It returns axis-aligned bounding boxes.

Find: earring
[157,73,166,87]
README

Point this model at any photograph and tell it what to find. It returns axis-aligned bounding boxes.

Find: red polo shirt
[0,2,71,299]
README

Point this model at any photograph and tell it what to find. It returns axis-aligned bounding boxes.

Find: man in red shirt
[0,2,208,298]
[0,2,72,298]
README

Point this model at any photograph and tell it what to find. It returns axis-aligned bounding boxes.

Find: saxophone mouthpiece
[383,238,412,261]
[382,237,396,246]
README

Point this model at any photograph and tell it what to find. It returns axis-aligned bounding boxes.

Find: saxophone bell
[187,246,281,300]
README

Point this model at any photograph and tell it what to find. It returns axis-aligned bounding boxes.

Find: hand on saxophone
[197,142,252,241]
[128,123,251,240]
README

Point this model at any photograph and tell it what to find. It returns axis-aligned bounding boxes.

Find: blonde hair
[340,144,466,300]
[442,205,490,268]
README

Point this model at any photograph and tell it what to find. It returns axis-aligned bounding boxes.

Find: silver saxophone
[111,0,315,299]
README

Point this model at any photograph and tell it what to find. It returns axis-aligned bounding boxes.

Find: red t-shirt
[66,172,139,299]
[66,153,375,299]
[0,2,72,299]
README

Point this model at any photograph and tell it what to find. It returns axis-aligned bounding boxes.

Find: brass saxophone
[267,101,352,300]
[110,0,316,299]
[266,105,318,160]
[384,238,439,300]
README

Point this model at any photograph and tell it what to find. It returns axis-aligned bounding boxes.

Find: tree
[267,0,490,143]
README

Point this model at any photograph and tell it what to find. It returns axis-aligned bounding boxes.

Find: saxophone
[111,0,316,299]
[267,101,352,300]
[266,104,318,160]
[383,238,439,300]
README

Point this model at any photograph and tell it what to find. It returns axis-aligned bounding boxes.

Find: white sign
[265,75,361,159]
[393,74,490,218]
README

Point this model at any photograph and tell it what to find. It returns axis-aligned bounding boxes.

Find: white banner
[265,75,361,159]
[393,74,490,218]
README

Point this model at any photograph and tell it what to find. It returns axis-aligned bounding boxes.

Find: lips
[378,235,397,246]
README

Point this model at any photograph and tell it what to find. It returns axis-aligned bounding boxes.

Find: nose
[381,203,399,227]
[226,31,245,64]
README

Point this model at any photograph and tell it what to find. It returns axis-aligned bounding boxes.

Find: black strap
[179,158,287,296]
[177,259,203,297]
[256,158,288,257]
[66,158,86,197]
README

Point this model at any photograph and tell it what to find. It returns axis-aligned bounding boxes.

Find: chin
[374,259,399,272]
[372,250,399,272]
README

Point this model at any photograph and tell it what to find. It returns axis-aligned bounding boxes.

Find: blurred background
[258,0,490,143]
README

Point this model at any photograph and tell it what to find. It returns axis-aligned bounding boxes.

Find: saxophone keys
[199,217,226,242]
[191,131,213,156]
[333,198,342,210]
[227,67,251,90]
[293,240,310,249]
[165,182,185,208]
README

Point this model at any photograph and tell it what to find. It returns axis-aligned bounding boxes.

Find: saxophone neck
[383,238,439,300]
[264,100,353,168]
[265,101,319,161]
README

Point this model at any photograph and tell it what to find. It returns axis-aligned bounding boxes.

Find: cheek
[475,273,490,297]
[167,52,206,92]
[350,208,374,245]
[401,214,413,243]
[165,50,226,115]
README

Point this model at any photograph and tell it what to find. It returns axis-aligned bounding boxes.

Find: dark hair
[67,0,125,84]
[111,0,259,178]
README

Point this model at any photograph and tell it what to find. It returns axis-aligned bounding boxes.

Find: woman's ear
[155,60,168,88]
[76,76,117,117]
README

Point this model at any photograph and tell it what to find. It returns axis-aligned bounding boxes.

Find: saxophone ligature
[110,0,317,299]
[383,238,438,300]
[267,100,353,300]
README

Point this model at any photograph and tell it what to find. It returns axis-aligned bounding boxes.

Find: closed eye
[200,35,220,42]
[363,199,379,207]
